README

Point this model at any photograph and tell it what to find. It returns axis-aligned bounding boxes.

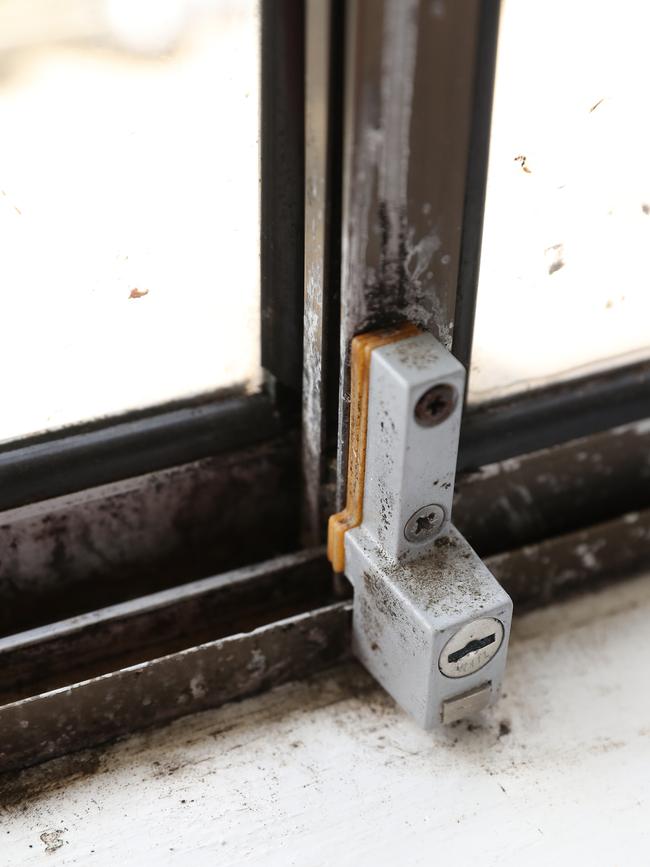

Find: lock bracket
[328,327,512,728]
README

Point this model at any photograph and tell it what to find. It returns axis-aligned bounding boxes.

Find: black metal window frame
[301,0,650,530]
[1,0,650,776]
[0,0,306,514]
[1,0,648,523]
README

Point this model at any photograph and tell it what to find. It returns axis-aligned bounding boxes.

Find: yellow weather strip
[327,322,419,573]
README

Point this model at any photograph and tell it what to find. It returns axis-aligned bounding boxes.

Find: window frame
[1,0,650,775]
[0,0,305,512]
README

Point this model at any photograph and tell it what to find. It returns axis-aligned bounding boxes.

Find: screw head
[414,383,458,427]
[439,618,505,678]
[404,504,445,544]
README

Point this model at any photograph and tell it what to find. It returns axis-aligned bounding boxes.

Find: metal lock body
[330,328,512,728]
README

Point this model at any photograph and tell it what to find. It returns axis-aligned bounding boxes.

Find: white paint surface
[0,1,259,444]
[470,0,650,403]
[3,571,650,864]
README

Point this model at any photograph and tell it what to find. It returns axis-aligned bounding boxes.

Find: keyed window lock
[328,325,513,728]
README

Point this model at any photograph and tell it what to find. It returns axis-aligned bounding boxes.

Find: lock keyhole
[447,633,496,664]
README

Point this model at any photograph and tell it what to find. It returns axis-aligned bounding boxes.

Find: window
[0,0,261,444]
[469,0,650,404]
[1,0,648,774]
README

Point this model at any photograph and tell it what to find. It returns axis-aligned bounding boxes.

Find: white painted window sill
[4,571,650,865]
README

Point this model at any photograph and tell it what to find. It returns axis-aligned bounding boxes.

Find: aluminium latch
[328,325,513,728]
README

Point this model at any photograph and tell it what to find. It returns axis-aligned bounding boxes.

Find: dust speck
[40,829,65,854]
[545,243,565,275]
[514,154,532,174]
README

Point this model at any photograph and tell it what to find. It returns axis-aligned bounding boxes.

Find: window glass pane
[0,0,259,444]
[469,0,650,404]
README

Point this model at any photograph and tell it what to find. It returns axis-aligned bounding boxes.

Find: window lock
[328,325,512,728]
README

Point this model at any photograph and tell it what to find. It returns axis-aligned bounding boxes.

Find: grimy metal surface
[488,508,650,611]
[336,0,483,508]
[451,0,501,374]
[2,508,649,773]
[302,0,343,544]
[339,0,479,344]
[459,358,650,470]
[454,419,650,557]
[260,0,305,391]
[350,332,465,562]
[341,331,511,727]
[0,602,352,775]
[1,413,645,636]
[2,416,646,642]
[0,392,286,513]
[0,550,334,704]
[0,437,301,636]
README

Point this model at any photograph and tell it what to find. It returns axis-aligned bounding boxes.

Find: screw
[414,383,457,427]
[439,618,505,678]
[404,504,445,543]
